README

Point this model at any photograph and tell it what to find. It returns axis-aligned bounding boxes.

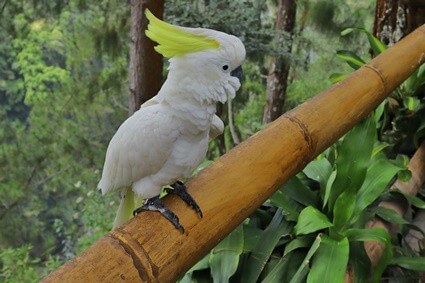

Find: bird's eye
[222,65,229,71]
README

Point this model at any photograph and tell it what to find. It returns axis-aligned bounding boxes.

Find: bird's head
[145,10,246,104]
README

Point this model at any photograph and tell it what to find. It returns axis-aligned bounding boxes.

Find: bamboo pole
[42,25,425,283]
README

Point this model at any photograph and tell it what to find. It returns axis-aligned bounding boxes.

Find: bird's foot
[166,181,203,218]
[133,196,184,233]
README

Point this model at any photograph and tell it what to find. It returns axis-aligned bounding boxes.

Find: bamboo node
[110,229,159,282]
[363,65,387,94]
[282,114,314,159]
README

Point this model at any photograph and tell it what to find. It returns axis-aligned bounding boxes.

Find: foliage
[330,28,425,154]
[182,114,421,282]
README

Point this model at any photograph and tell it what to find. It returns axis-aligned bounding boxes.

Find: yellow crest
[145,9,220,58]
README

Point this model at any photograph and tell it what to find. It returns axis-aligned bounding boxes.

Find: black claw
[133,196,184,233]
[167,182,203,218]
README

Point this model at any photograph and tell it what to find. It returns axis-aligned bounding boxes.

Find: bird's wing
[209,114,224,140]
[98,104,180,194]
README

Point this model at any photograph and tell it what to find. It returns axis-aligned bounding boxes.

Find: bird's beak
[230,65,243,81]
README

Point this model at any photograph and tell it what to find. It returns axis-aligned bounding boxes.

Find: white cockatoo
[98,9,245,231]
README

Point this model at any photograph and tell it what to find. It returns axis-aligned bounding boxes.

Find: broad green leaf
[243,225,263,252]
[241,209,292,283]
[341,27,388,55]
[375,206,408,224]
[282,177,320,208]
[373,100,387,126]
[353,159,402,222]
[333,186,357,230]
[391,257,425,271]
[295,206,333,235]
[329,117,376,211]
[372,141,389,157]
[284,235,316,256]
[306,235,349,283]
[345,228,392,282]
[210,225,244,283]
[269,190,301,221]
[303,158,332,196]
[323,170,336,209]
[262,250,306,283]
[330,72,348,83]
[349,241,371,283]
[336,50,366,70]
[290,235,322,283]
[180,255,210,283]
[401,193,425,209]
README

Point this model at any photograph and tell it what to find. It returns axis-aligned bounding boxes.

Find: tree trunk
[129,0,164,115]
[262,0,297,124]
[373,0,425,46]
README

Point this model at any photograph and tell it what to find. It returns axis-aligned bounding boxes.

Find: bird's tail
[113,187,136,229]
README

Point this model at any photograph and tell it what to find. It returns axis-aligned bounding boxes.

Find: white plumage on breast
[98,104,180,195]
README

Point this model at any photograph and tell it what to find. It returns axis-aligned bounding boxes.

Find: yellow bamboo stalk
[42,25,425,283]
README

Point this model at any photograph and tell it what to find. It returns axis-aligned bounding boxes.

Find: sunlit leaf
[328,117,376,211]
[352,159,402,223]
[306,235,349,283]
[330,72,348,83]
[336,50,366,70]
[295,206,333,235]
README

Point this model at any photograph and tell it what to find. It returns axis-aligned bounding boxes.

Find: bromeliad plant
[181,115,414,282]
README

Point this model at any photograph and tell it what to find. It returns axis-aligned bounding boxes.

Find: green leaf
[349,241,371,283]
[345,228,392,282]
[290,234,322,283]
[303,158,332,196]
[284,235,316,256]
[210,225,244,283]
[401,193,425,209]
[269,190,301,221]
[340,28,354,36]
[341,27,388,55]
[241,209,292,283]
[333,186,357,230]
[306,235,349,283]
[352,158,402,222]
[330,72,348,84]
[329,117,376,211]
[372,142,389,157]
[375,206,408,224]
[180,255,210,283]
[391,257,425,271]
[243,225,263,253]
[323,170,336,209]
[262,250,306,283]
[373,100,387,126]
[282,177,320,208]
[336,50,366,70]
[295,206,333,235]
